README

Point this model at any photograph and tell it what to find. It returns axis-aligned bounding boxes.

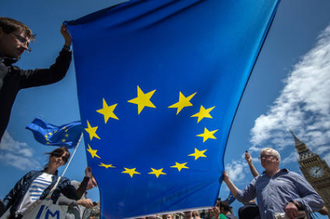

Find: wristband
[289,200,304,210]
[63,45,71,51]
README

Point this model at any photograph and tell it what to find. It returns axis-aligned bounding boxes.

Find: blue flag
[66,0,280,218]
[26,117,83,148]
[224,191,236,205]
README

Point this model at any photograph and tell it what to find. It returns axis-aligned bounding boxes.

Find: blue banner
[66,0,280,218]
[26,117,82,148]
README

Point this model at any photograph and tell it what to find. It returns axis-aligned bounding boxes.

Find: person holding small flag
[1,147,92,219]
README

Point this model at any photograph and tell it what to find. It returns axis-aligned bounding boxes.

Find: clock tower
[290,131,330,212]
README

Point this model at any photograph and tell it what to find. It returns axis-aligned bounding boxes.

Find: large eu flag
[66,0,280,218]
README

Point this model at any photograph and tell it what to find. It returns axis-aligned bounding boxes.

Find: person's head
[191,211,200,218]
[0,17,35,58]
[184,211,192,219]
[219,201,231,214]
[162,214,173,219]
[87,175,98,190]
[46,147,70,170]
[260,147,280,172]
[215,198,221,209]
[209,199,220,216]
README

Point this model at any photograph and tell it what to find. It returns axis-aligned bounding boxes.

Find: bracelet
[63,45,71,51]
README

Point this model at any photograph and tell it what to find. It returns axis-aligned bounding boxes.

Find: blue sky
[1,0,330,218]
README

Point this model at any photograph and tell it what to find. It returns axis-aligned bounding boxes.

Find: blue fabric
[26,117,82,148]
[65,0,280,218]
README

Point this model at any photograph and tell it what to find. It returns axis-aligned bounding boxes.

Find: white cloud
[250,25,330,163]
[0,131,41,170]
[225,161,246,182]
[281,152,298,165]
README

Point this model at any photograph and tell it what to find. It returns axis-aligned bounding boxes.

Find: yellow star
[87,144,101,159]
[65,134,69,138]
[128,86,156,114]
[168,92,196,115]
[189,148,207,160]
[197,128,218,142]
[171,162,189,172]
[85,121,100,141]
[96,98,119,124]
[62,139,66,142]
[148,168,166,178]
[99,163,116,169]
[191,106,215,123]
[122,168,141,178]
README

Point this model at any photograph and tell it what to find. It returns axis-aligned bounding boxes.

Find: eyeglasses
[259,155,276,160]
[11,32,32,52]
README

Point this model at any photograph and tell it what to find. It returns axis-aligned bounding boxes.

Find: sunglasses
[52,152,69,163]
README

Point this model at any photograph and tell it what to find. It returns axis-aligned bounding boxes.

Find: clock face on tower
[309,166,324,178]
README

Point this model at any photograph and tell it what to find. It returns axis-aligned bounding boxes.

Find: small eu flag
[66,0,281,218]
[224,191,236,205]
[26,117,83,148]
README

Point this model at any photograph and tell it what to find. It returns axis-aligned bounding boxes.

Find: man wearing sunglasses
[0,17,72,143]
[222,147,324,219]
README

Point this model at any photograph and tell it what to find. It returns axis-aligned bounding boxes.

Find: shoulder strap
[46,176,62,199]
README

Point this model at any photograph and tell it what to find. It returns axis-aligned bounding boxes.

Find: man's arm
[57,194,78,207]
[58,194,94,209]
[75,167,92,198]
[60,167,92,200]
[285,172,324,217]
[222,171,239,197]
[20,24,72,88]
[222,171,257,203]
[245,151,259,178]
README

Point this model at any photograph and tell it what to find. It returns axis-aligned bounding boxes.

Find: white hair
[260,147,281,163]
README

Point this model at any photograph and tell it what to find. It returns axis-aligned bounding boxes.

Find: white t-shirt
[17,172,53,215]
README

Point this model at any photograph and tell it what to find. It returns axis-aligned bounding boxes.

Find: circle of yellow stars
[84,85,218,178]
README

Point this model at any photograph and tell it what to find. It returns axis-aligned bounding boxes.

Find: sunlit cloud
[0,131,41,170]
[249,25,330,163]
[225,161,246,183]
[281,152,298,165]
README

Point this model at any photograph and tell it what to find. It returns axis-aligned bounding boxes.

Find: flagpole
[61,133,84,177]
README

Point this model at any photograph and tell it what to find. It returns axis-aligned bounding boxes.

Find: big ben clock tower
[290,131,330,212]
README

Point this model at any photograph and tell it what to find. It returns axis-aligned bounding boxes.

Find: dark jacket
[0,48,72,142]
[2,169,89,218]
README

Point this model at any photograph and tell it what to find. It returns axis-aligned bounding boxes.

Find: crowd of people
[0,16,328,219]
